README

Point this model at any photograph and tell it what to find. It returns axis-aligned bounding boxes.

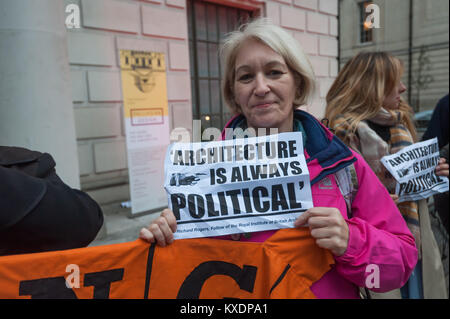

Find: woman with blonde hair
[325,51,448,298]
[140,20,419,298]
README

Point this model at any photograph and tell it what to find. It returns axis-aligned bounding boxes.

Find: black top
[422,94,449,149]
[0,146,104,255]
[366,120,391,143]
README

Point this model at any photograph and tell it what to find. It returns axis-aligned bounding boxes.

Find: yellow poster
[119,50,170,215]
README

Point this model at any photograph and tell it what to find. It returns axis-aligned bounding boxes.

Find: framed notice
[119,50,170,215]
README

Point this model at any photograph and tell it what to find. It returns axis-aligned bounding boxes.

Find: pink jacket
[218,110,418,298]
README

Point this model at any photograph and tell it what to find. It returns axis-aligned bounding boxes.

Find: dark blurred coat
[422,94,449,230]
[0,146,103,255]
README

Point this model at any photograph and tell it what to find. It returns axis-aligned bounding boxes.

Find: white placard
[381,138,449,203]
[164,132,313,239]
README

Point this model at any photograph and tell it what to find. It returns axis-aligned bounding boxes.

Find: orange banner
[0,228,334,299]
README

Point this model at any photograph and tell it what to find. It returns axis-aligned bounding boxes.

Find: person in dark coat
[422,94,449,149]
[0,146,104,256]
[422,94,449,230]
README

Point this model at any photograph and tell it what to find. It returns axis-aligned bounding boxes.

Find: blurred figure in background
[422,94,449,229]
[325,51,448,299]
[422,94,449,294]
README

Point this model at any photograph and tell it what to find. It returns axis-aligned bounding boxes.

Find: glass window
[187,0,253,138]
[359,1,374,44]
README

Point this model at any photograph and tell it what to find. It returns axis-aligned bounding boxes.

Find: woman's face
[383,80,407,110]
[233,39,297,133]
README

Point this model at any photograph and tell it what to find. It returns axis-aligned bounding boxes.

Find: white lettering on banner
[65,264,80,289]
[164,132,313,239]
[381,138,449,203]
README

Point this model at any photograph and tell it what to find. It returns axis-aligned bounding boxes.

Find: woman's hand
[139,208,177,247]
[294,207,349,257]
[390,194,399,204]
[435,157,449,177]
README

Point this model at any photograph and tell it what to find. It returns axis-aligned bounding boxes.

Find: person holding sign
[140,19,418,299]
[325,52,448,298]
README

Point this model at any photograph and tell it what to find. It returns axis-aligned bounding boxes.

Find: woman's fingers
[139,227,155,243]
[161,208,178,233]
[139,209,178,247]
[390,194,399,203]
[149,222,168,247]
[294,207,349,256]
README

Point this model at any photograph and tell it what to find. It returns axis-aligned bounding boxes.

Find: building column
[0,0,80,188]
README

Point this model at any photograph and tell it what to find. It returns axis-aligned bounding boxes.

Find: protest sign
[164,132,313,239]
[0,229,334,299]
[119,50,169,215]
[381,137,449,203]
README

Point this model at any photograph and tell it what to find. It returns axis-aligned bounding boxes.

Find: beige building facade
[339,0,449,112]
[1,0,339,243]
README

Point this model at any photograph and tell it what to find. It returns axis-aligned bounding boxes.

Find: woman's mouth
[253,102,273,109]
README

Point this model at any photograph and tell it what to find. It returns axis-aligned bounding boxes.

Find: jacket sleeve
[0,165,104,255]
[334,151,418,293]
[422,94,449,148]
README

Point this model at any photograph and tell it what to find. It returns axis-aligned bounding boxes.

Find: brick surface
[142,6,188,39]
[319,37,338,57]
[87,71,122,102]
[167,72,191,101]
[67,32,115,66]
[294,32,318,55]
[171,102,192,130]
[309,55,329,77]
[273,0,292,4]
[280,6,306,31]
[308,98,326,119]
[74,107,121,139]
[94,140,127,173]
[319,0,338,16]
[307,11,329,34]
[70,70,86,102]
[293,0,317,10]
[265,2,280,25]
[166,0,186,8]
[329,16,338,36]
[319,77,334,98]
[169,42,190,70]
[329,57,338,76]
[77,143,94,176]
[81,0,139,33]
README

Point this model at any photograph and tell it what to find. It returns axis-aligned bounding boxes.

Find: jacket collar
[222,110,356,184]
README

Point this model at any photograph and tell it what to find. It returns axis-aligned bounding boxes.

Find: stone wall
[65,0,338,207]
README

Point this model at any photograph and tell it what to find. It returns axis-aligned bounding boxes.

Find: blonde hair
[325,51,417,141]
[220,18,315,114]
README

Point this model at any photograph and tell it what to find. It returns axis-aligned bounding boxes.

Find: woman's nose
[399,81,407,94]
[254,74,270,96]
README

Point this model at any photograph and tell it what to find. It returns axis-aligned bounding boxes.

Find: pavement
[89,201,161,247]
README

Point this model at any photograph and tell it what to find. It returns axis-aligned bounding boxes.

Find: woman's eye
[238,74,253,82]
[268,70,283,76]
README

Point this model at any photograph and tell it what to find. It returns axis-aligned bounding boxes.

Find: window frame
[187,0,255,136]
[358,1,374,45]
